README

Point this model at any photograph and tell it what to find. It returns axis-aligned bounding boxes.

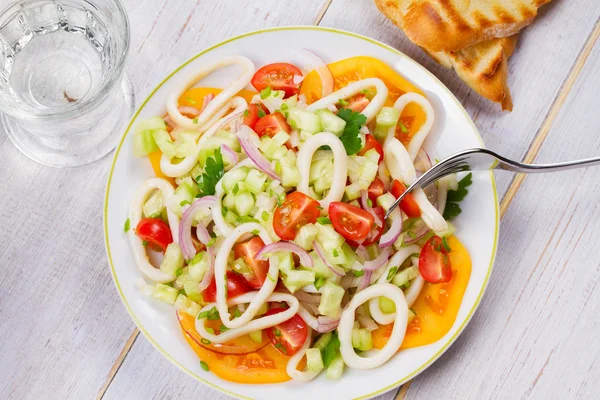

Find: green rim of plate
[103,25,499,400]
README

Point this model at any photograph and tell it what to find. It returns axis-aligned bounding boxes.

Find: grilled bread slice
[375,0,550,52]
[425,35,518,111]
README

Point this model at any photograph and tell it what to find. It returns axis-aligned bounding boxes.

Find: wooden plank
[319,0,600,198]
[0,1,325,400]
[407,26,600,400]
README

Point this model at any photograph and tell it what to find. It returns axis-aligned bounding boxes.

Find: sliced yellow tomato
[178,87,257,108]
[372,235,472,350]
[178,310,292,384]
[299,56,427,146]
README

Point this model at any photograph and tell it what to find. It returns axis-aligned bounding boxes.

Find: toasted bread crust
[425,35,518,111]
[376,0,550,51]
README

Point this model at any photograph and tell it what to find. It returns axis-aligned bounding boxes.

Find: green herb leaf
[386,266,398,281]
[317,217,332,225]
[260,86,272,99]
[124,218,130,233]
[443,173,473,220]
[200,360,209,371]
[197,148,225,196]
[441,236,451,252]
[353,270,364,277]
[337,108,367,155]
[321,332,341,367]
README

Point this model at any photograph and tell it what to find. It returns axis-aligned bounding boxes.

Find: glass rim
[0,0,131,120]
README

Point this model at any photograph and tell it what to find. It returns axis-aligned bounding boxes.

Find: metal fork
[385,147,600,219]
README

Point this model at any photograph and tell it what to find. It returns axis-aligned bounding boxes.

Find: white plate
[104,26,499,400]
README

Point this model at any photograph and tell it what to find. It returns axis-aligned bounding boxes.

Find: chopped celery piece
[152,129,176,159]
[294,224,318,251]
[318,281,345,318]
[376,106,401,128]
[234,191,255,216]
[133,129,159,157]
[175,294,202,316]
[143,190,164,218]
[379,296,396,314]
[351,328,373,351]
[153,283,178,304]
[283,270,316,293]
[183,280,203,303]
[287,108,322,133]
[160,243,184,275]
[376,192,396,210]
[188,251,210,280]
[222,167,249,193]
[306,348,325,372]
[244,169,268,194]
[317,224,345,250]
[278,252,294,274]
[392,266,419,287]
[309,251,334,279]
[313,332,332,351]
[316,109,346,136]
[363,148,381,165]
[249,330,263,343]
[325,355,344,380]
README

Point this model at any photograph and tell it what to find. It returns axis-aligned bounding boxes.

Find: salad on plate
[124,52,473,383]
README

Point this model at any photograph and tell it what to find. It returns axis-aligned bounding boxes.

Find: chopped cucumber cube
[392,266,419,287]
[152,129,176,159]
[318,281,345,318]
[322,242,347,266]
[317,224,345,250]
[294,224,318,251]
[351,328,374,351]
[167,181,199,217]
[174,140,197,158]
[222,193,236,210]
[133,129,159,157]
[283,270,316,293]
[309,251,334,279]
[287,108,322,133]
[153,283,178,304]
[224,210,238,225]
[188,251,210,281]
[183,280,203,303]
[259,137,281,159]
[222,167,249,193]
[272,130,290,147]
[306,348,325,372]
[249,330,263,343]
[278,252,294,274]
[160,243,184,275]
[310,159,334,184]
[175,294,202,316]
[313,332,332,350]
[325,355,344,380]
[244,169,268,194]
[376,106,401,128]
[376,192,396,210]
[344,182,363,201]
[359,160,379,184]
[136,116,166,133]
[143,190,164,218]
[234,191,255,216]
[316,109,346,136]
[379,296,396,314]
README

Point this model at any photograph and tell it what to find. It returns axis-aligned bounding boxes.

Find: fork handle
[490,150,600,173]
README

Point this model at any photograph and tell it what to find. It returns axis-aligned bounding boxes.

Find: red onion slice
[358,315,378,332]
[355,245,368,262]
[179,196,217,260]
[293,291,321,304]
[164,116,175,130]
[178,106,201,118]
[361,190,382,228]
[237,125,280,180]
[313,240,344,277]
[316,316,340,333]
[363,247,392,272]
[293,74,304,85]
[255,242,313,268]
[220,144,238,170]
[200,93,215,112]
[295,48,334,98]
[403,219,430,245]
[213,110,245,134]
[197,247,214,292]
[358,270,373,291]
[379,207,402,247]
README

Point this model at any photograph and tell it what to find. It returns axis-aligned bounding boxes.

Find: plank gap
[314,0,334,25]
[95,329,140,400]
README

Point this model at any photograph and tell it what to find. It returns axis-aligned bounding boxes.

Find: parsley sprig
[336,108,367,155]
[443,173,473,220]
[196,148,224,196]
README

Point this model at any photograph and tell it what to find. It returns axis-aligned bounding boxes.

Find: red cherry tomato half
[251,63,303,98]
[233,236,270,289]
[255,112,291,137]
[391,179,421,218]
[264,307,308,356]
[347,206,385,247]
[358,134,384,164]
[367,177,385,204]
[203,271,252,303]
[243,103,268,130]
[329,202,374,242]
[135,218,173,251]
[419,236,452,283]
[273,192,320,240]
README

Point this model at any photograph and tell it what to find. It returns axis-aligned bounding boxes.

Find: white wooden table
[1,1,599,399]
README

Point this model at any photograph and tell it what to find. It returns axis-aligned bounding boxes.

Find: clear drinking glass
[0,0,134,167]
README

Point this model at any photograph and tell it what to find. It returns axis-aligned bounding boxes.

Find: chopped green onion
[260,86,272,99]
[353,270,364,277]
[232,183,239,194]
[185,97,196,105]
[219,324,229,333]
[192,117,199,124]
[243,109,249,117]
[332,249,339,257]
[251,229,260,235]
[180,200,191,207]
[274,329,282,337]
[207,307,220,320]
[258,108,266,118]
[386,266,398,281]
[366,198,373,207]
[200,360,209,371]
[201,338,211,345]
[275,343,288,354]
[206,238,216,247]
[142,240,148,247]
[124,218,130,233]
[233,308,242,318]
[261,211,269,222]
[442,237,451,252]
[175,268,183,277]
[398,121,409,133]
[205,327,215,334]
[314,277,325,290]
[317,217,332,225]
[197,311,208,320]
[338,99,349,106]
